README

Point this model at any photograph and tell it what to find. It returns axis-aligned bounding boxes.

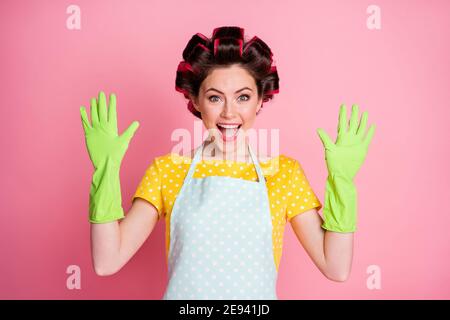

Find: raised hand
[80,91,139,171]
[80,91,140,223]
[316,104,375,181]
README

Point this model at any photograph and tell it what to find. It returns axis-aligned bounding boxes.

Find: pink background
[1,0,449,299]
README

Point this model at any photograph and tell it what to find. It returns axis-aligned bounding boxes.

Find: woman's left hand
[316,104,376,181]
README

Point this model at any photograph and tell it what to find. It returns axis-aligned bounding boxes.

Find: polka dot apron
[162,140,278,300]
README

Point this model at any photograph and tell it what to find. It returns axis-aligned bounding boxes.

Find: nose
[220,100,237,119]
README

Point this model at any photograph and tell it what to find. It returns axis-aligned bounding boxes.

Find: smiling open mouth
[216,123,242,142]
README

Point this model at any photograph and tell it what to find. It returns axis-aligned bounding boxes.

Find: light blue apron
[163,140,278,300]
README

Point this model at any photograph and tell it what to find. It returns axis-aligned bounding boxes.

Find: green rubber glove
[316,104,375,232]
[80,91,139,223]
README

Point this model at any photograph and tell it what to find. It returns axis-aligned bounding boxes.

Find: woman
[80,26,375,300]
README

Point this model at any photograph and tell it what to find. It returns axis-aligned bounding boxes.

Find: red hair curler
[177,61,194,74]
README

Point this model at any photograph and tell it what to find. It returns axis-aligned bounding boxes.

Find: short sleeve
[285,160,323,222]
[132,159,164,220]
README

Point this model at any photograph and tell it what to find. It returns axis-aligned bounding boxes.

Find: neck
[201,138,251,163]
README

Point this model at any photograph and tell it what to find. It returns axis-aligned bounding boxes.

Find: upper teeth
[218,124,240,129]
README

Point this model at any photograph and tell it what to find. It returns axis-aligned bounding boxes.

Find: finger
[363,124,376,148]
[108,93,118,129]
[356,111,368,137]
[316,128,334,150]
[338,104,347,135]
[121,121,140,142]
[348,104,359,134]
[80,106,92,133]
[90,97,99,126]
[98,91,107,124]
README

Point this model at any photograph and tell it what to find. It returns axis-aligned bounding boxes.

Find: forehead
[201,65,256,91]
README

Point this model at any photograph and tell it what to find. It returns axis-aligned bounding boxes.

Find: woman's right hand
[80,91,139,171]
[80,91,139,223]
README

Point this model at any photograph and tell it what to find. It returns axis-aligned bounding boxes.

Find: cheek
[240,107,257,124]
[202,101,219,114]
[201,107,221,127]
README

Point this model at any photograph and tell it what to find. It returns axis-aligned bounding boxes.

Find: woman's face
[191,64,263,156]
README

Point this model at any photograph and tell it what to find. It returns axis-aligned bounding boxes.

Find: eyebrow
[205,87,253,94]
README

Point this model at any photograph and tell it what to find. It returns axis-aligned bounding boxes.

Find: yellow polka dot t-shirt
[131,153,322,272]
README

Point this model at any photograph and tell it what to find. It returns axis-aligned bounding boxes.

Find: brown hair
[175,26,280,119]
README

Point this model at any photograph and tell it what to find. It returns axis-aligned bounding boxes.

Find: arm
[80,91,150,276]
[290,208,353,282]
[295,103,375,280]
[91,198,159,276]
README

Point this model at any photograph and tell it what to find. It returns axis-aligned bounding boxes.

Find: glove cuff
[321,173,357,233]
[88,161,125,223]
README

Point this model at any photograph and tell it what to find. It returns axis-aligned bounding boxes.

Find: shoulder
[259,154,299,177]
[278,154,301,169]
[144,152,190,173]
[147,150,301,173]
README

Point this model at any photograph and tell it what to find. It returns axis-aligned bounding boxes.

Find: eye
[238,94,250,102]
[208,95,221,103]
[207,94,251,103]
